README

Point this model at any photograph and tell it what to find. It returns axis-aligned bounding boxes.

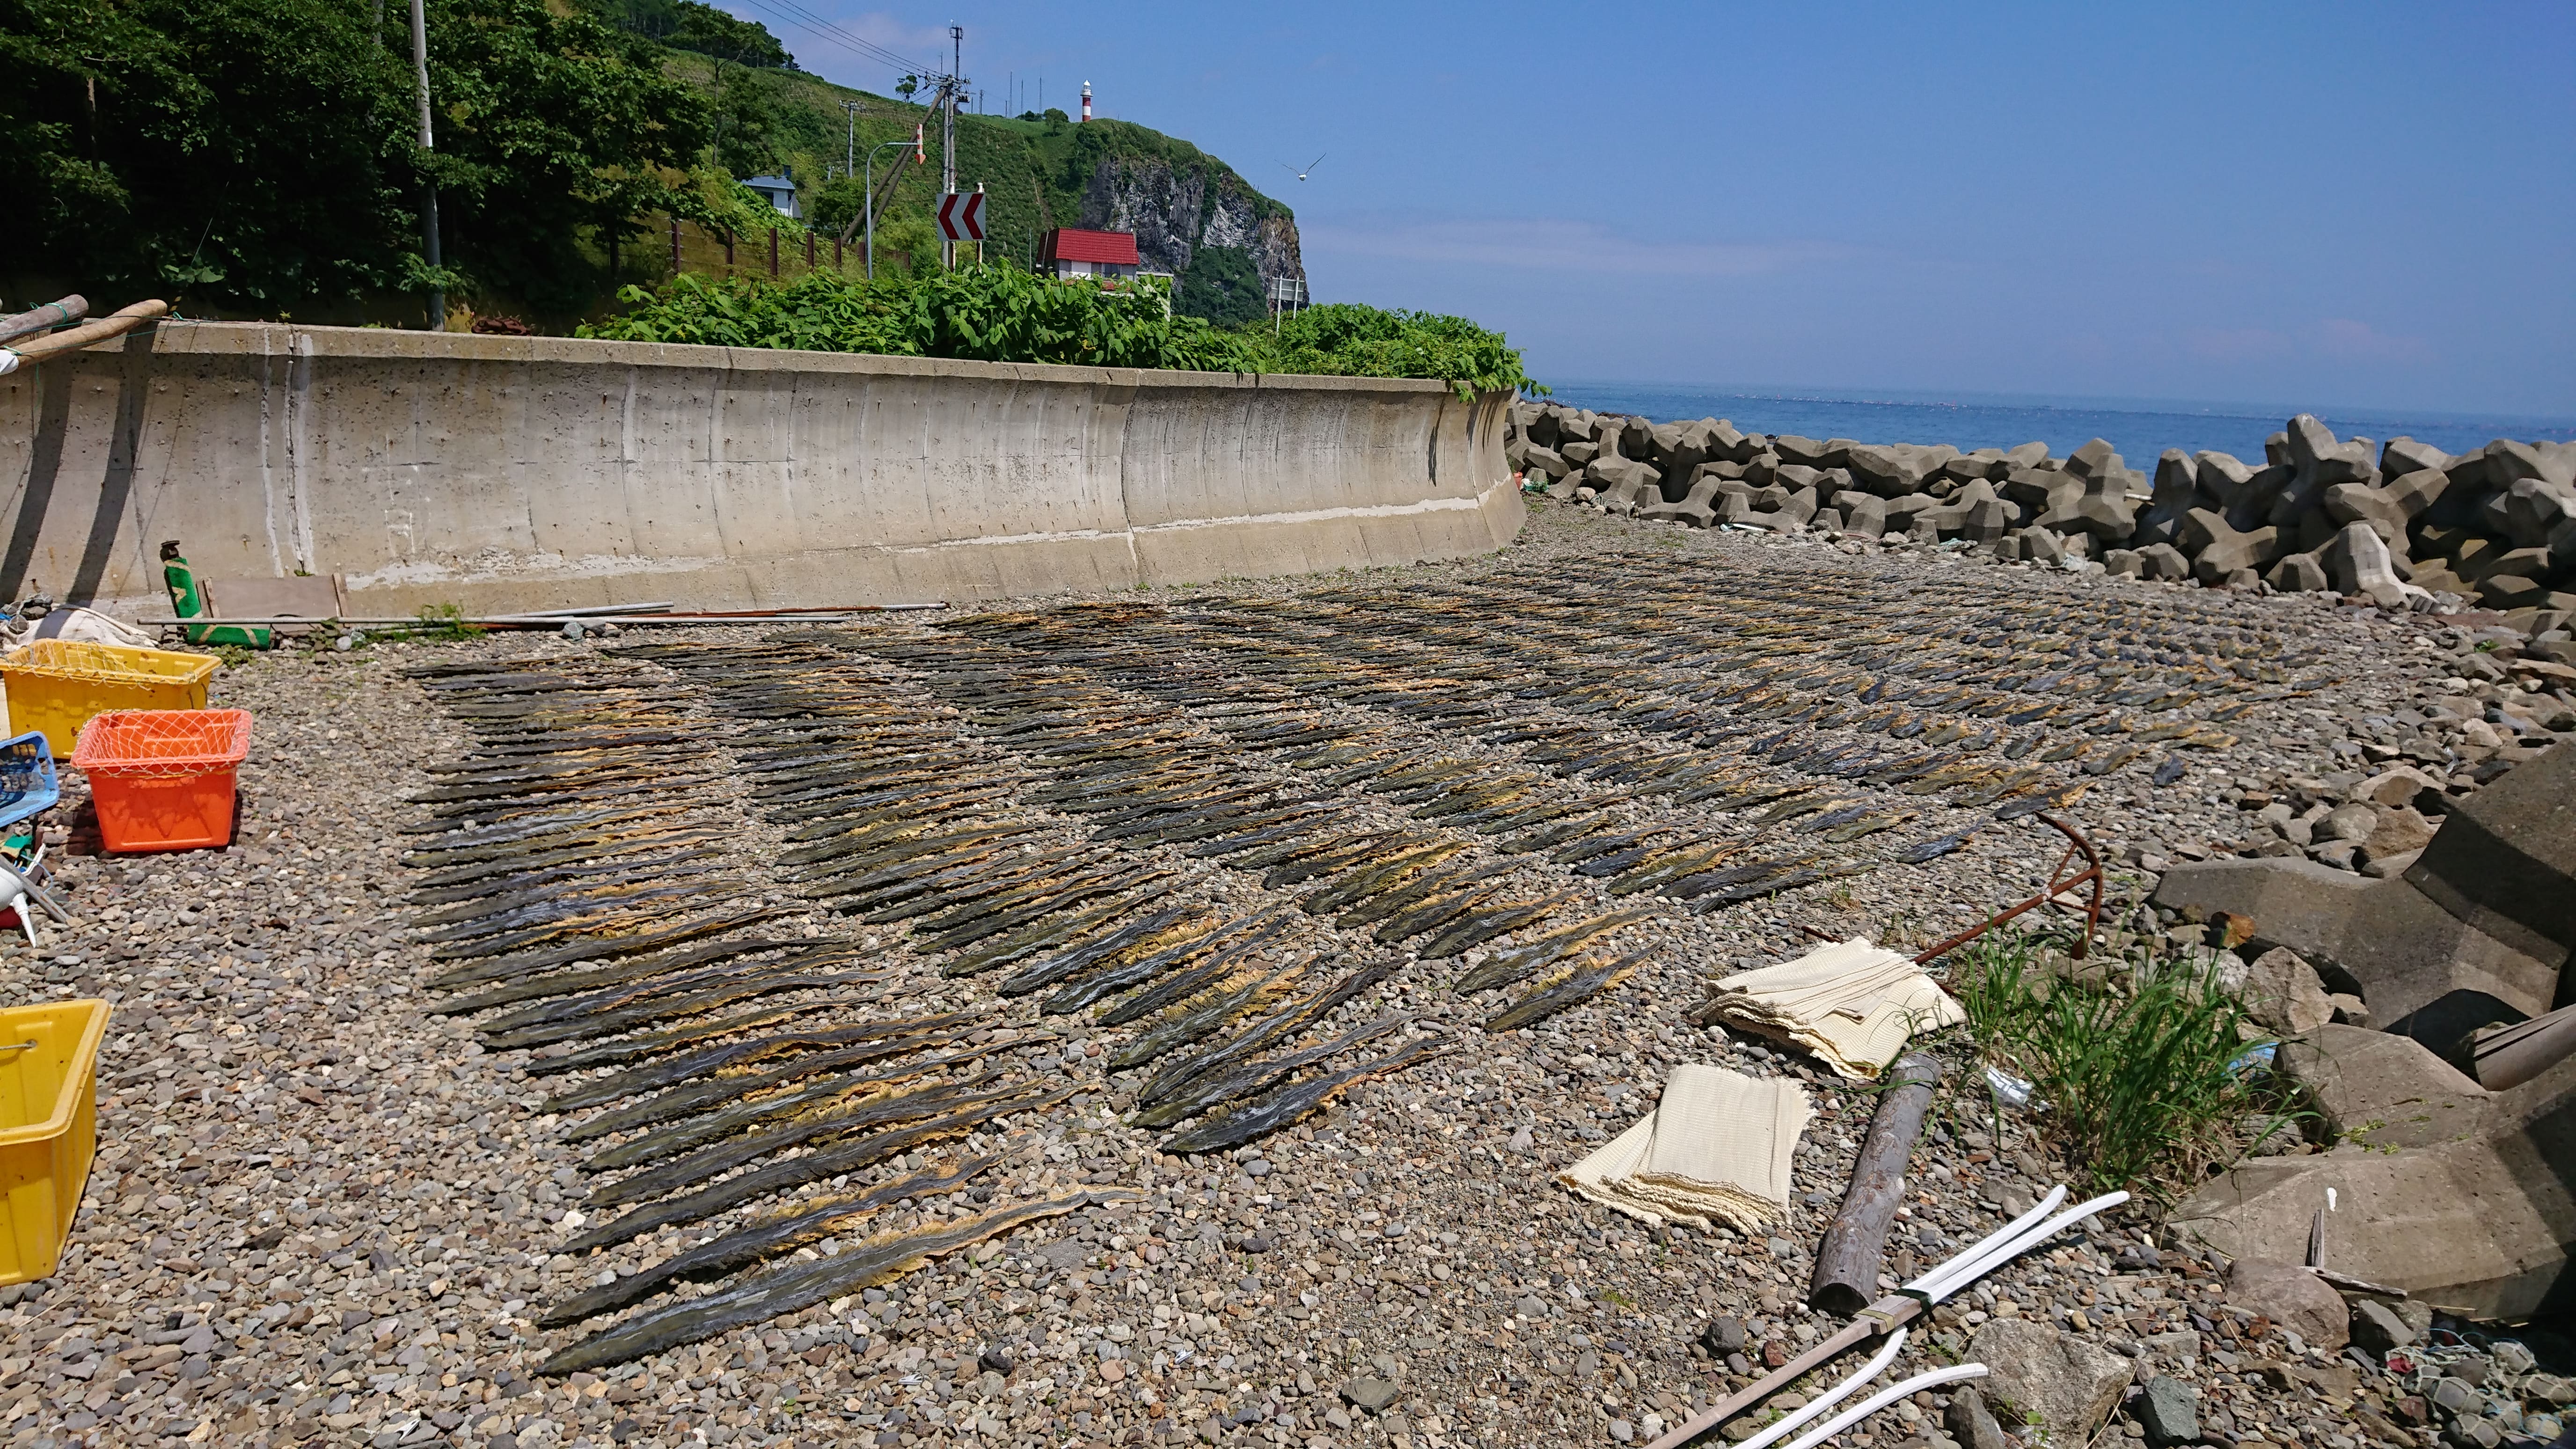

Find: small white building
[741,172,801,220]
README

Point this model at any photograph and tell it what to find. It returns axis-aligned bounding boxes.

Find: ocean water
[1542,381,2576,469]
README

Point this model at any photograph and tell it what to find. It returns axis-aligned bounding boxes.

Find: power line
[721,0,925,77]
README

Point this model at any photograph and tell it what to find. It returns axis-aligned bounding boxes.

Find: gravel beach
[2,501,2563,1449]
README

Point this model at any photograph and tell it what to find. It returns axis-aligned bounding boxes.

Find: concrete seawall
[0,322,1523,614]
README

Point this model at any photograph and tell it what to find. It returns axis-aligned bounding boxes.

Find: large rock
[2402,741,2576,967]
[2152,858,2559,1053]
[2283,1023,2491,1149]
[1965,1319,2130,1438]
[2224,1263,2350,1349]
[2238,947,2334,1035]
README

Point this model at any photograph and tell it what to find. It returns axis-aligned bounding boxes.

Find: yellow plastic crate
[0,1000,109,1285]
[0,642,218,757]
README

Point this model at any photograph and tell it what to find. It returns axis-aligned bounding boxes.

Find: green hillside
[666,52,1297,327]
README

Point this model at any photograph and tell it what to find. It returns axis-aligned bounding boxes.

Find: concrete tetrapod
[2171,1037,2576,1321]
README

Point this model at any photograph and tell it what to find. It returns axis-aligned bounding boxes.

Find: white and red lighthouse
[1080,81,1092,123]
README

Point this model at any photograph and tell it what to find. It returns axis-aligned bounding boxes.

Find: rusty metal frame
[1911,812,2105,965]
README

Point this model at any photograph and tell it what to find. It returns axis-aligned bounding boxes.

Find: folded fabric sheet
[1698,936,1965,1079]
[1557,1062,1810,1231]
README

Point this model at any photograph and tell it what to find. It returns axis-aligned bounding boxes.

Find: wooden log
[0,295,88,346]
[0,300,168,371]
[1807,1052,1945,1317]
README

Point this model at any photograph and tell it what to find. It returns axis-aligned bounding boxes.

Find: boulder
[2013,527,2066,564]
[2224,1263,2350,1349]
[2358,808,2438,868]
[2349,1299,2421,1354]
[2282,1024,2490,1149]
[2322,522,2414,609]
[2103,548,2144,578]
[2134,1376,2199,1448]
[2266,551,2329,593]
[2238,946,2335,1036]
[1965,1319,2130,1438]
[2352,765,2441,811]
[1947,1386,2007,1449]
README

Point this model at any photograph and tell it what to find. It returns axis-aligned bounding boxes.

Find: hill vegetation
[1,0,1365,352]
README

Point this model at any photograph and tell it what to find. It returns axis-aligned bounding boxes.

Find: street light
[863,132,922,280]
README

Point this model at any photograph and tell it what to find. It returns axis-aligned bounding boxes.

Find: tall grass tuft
[1947,929,2289,1204]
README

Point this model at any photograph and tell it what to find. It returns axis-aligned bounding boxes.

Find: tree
[585,0,788,69]
[1,0,419,306]
[0,0,720,316]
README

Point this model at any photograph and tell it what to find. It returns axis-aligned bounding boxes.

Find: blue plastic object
[0,732,61,832]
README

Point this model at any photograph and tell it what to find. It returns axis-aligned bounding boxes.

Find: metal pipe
[138,606,947,628]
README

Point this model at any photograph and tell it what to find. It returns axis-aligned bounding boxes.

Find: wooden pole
[0,300,169,371]
[1808,1054,1945,1317]
[0,296,88,346]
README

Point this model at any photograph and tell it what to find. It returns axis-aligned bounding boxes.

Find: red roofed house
[1039,228,1142,283]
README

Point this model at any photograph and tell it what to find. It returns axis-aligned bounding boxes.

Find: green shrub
[579,266,1250,370]
[580,266,1541,396]
[1946,928,2294,1203]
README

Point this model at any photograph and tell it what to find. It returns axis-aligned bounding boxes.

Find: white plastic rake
[1640,1185,2131,1449]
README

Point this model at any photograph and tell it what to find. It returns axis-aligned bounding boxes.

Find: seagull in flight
[1279,154,1325,181]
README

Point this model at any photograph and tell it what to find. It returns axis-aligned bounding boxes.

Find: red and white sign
[937,191,986,242]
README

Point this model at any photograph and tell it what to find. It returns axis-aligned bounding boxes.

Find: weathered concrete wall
[0,322,1522,614]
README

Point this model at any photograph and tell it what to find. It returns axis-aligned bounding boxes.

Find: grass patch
[1944,926,2294,1204]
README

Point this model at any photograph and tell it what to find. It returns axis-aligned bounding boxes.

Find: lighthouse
[1081,81,1092,123]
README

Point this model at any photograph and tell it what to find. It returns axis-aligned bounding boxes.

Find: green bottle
[159,542,269,648]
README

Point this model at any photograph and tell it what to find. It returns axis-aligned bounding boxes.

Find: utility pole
[842,101,860,183]
[408,0,441,330]
[939,25,962,270]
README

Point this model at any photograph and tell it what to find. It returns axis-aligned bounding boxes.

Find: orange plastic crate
[70,710,253,853]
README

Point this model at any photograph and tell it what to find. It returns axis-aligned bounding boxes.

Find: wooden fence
[652,215,864,284]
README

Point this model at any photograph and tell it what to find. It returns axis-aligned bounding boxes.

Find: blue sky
[753,1,2571,417]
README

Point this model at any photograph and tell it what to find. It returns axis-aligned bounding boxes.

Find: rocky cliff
[1079,152,1303,329]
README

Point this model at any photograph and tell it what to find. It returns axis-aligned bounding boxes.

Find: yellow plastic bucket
[0,643,218,757]
[0,1000,110,1285]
